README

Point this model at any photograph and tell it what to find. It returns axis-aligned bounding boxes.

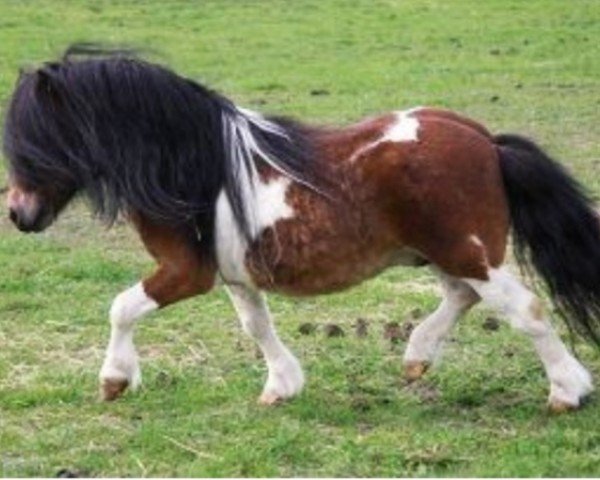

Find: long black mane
[3,46,321,247]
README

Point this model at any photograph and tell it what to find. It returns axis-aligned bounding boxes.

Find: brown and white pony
[4,48,600,412]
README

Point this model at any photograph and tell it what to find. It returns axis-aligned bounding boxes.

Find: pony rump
[3,46,321,245]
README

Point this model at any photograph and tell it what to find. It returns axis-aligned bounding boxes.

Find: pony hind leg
[464,267,593,411]
[403,270,479,380]
[226,285,304,405]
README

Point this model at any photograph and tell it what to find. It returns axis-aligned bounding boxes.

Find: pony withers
[4,47,600,412]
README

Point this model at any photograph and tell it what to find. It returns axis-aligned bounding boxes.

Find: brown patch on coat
[355,116,508,278]
[412,107,493,139]
[130,214,217,306]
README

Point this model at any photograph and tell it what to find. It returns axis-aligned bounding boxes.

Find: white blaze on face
[6,185,38,215]
[215,175,294,285]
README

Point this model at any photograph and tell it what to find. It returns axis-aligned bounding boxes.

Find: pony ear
[35,68,62,104]
[36,69,53,91]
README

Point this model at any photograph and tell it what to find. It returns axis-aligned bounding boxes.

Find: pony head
[4,67,79,232]
[3,47,323,239]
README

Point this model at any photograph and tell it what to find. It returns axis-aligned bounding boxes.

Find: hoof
[404,360,430,382]
[548,398,578,414]
[101,378,129,401]
[258,392,284,406]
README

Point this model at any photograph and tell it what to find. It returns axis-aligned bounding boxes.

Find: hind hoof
[548,399,579,414]
[101,378,129,401]
[258,392,284,406]
[404,360,430,382]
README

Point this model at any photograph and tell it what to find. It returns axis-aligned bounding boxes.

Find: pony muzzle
[6,188,53,233]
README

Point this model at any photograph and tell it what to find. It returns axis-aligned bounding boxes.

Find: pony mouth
[10,210,54,233]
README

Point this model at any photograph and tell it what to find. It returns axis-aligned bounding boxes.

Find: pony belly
[247,240,416,296]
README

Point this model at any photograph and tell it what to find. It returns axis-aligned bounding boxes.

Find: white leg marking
[226,285,304,403]
[465,268,593,407]
[99,282,158,389]
[404,272,478,366]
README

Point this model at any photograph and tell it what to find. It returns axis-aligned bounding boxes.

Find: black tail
[496,134,600,346]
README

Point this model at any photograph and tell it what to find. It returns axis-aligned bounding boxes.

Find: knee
[445,281,480,311]
[110,291,133,327]
[110,283,158,328]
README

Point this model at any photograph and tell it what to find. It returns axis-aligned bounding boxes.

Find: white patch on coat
[464,267,593,406]
[215,175,294,286]
[215,106,299,285]
[382,110,421,143]
[349,107,423,162]
[99,282,158,388]
[226,106,314,190]
[468,234,484,248]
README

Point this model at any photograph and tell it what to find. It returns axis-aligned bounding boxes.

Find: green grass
[1,0,599,476]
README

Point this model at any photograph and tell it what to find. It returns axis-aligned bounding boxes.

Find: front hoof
[404,360,430,382]
[258,355,305,405]
[547,355,593,414]
[258,392,284,406]
[101,378,129,401]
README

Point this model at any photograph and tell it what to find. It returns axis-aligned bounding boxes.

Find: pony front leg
[100,216,217,401]
[226,285,304,405]
[100,282,158,400]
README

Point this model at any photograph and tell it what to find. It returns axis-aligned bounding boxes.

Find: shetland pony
[4,48,600,412]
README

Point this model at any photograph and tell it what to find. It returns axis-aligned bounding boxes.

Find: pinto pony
[4,49,600,412]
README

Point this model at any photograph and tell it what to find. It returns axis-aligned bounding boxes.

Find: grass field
[1,0,600,477]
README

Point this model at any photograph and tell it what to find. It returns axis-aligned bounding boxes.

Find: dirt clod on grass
[354,318,369,337]
[482,316,501,331]
[404,380,440,403]
[324,323,345,338]
[384,321,414,346]
[56,469,79,478]
[298,322,317,335]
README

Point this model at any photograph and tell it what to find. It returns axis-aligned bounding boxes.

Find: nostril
[9,208,18,224]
